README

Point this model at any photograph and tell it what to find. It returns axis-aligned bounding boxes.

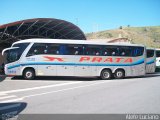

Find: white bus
[156,49,160,69]
[2,39,146,80]
[146,48,156,73]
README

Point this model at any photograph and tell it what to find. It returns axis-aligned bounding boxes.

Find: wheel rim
[116,71,123,78]
[103,71,110,78]
[26,71,32,78]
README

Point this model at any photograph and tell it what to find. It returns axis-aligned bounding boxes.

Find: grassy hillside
[86,26,160,48]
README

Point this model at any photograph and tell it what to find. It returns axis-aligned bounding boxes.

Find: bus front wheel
[23,68,35,80]
[100,69,112,80]
[114,69,125,79]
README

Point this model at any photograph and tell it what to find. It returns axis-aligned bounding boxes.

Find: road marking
[0,80,110,103]
[0,98,24,103]
[0,81,83,94]
[0,95,16,100]
[0,93,7,96]
[0,80,111,103]
[0,103,21,110]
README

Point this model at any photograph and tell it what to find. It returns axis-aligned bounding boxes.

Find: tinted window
[58,44,67,55]
[27,43,84,56]
[26,43,144,57]
[47,44,59,55]
[4,48,23,64]
[118,46,132,56]
[27,43,49,56]
[13,43,30,55]
[103,46,119,56]
[131,47,144,57]
[10,43,30,60]
[156,50,160,57]
[66,44,84,55]
[103,46,144,57]
[85,45,102,56]
[147,50,154,58]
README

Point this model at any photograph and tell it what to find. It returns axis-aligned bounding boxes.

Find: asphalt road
[0,74,160,115]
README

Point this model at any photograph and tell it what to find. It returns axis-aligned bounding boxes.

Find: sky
[0,0,160,33]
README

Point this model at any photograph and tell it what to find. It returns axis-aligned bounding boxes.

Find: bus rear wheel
[100,69,112,80]
[23,68,35,80]
[114,69,125,79]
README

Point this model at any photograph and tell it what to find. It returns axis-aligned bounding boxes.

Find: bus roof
[146,47,156,50]
[12,38,145,47]
[155,48,160,51]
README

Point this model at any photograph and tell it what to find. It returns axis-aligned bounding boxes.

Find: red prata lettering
[124,58,133,63]
[115,58,124,62]
[79,57,133,63]
[79,57,90,62]
[104,58,113,62]
[92,57,102,62]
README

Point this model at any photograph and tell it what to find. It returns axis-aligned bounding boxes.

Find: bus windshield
[3,43,30,64]
[3,48,21,64]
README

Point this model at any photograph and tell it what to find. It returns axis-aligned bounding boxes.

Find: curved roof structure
[0,18,86,44]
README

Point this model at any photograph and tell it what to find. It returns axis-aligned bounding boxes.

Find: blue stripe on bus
[8,64,21,69]
[7,59,145,70]
[146,59,155,65]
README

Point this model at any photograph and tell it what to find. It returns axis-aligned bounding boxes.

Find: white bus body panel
[146,57,156,73]
[156,58,160,68]
[4,39,146,78]
[146,49,156,73]
[156,49,160,69]
[5,55,146,77]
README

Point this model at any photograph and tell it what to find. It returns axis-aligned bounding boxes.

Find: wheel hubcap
[117,71,123,77]
[26,71,32,78]
[103,72,110,78]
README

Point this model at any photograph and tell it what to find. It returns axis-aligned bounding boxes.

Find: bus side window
[38,44,48,54]
[44,49,48,54]
[103,47,111,56]
[59,44,67,55]
[121,51,125,56]
[74,46,82,55]
[67,44,83,55]
[131,47,144,57]
[67,45,75,55]
[42,44,49,54]
[85,46,89,55]
[27,43,47,56]
[34,48,38,54]
[109,47,118,56]
[27,45,39,56]
[119,46,131,56]
[48,44,59,55]
[104,51,108,56]
[85,45,101,56]
[137,48,144,56]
